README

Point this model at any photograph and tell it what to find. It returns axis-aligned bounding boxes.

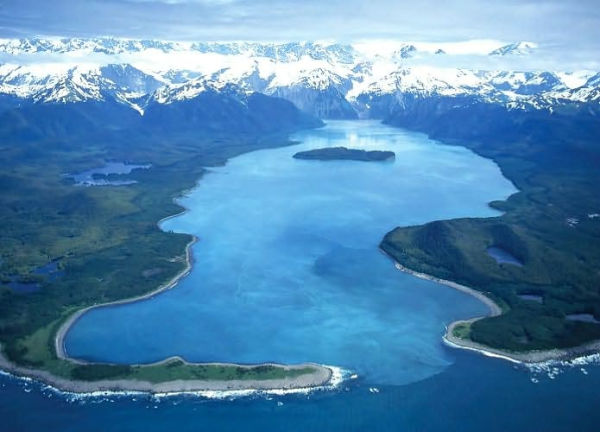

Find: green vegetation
[131,361,315,383]
[382,109,600,352]
[71,364,134,381]
[293,146,395,161]
[67,359,315,383]
[0,115,317,382]
[452,322,471,340]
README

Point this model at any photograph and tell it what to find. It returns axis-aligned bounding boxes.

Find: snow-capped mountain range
[0,37,598,119]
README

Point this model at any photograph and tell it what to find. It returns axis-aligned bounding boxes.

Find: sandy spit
[0,349,333,394]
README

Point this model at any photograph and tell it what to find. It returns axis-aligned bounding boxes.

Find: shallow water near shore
[5,120,600,430]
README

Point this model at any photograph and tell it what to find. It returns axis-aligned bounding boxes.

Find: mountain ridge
[0,37,598,119]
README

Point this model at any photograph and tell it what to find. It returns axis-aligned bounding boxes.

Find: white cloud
[353,39,509,58]
[0,0,597,70]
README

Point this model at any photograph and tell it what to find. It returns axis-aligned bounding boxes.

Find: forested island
[293,146,395,161]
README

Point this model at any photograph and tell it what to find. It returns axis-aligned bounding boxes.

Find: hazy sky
[0,0,598,67]
[0,0,597,44]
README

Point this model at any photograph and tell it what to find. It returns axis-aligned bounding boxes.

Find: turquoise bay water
[4,120,600,431]
[65,120,514,385]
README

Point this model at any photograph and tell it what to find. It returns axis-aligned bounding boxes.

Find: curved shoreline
[389,256,600,364]
[0,169,335,394]
[444,320,600,364]
[2,230,334,393]
[55,186,202,361]
[391,261,502,317]
[55,235,197,361]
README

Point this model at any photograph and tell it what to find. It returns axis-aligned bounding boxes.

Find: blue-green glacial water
[65,120,513,384]
[4,121,599,431]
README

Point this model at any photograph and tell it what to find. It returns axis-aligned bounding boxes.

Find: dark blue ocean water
[2,352,599,431]
[3,120,599,430]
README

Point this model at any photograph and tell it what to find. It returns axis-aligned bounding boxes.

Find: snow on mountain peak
[489,41,537,56]
[393,45,418,60]
[0,37,597,118]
